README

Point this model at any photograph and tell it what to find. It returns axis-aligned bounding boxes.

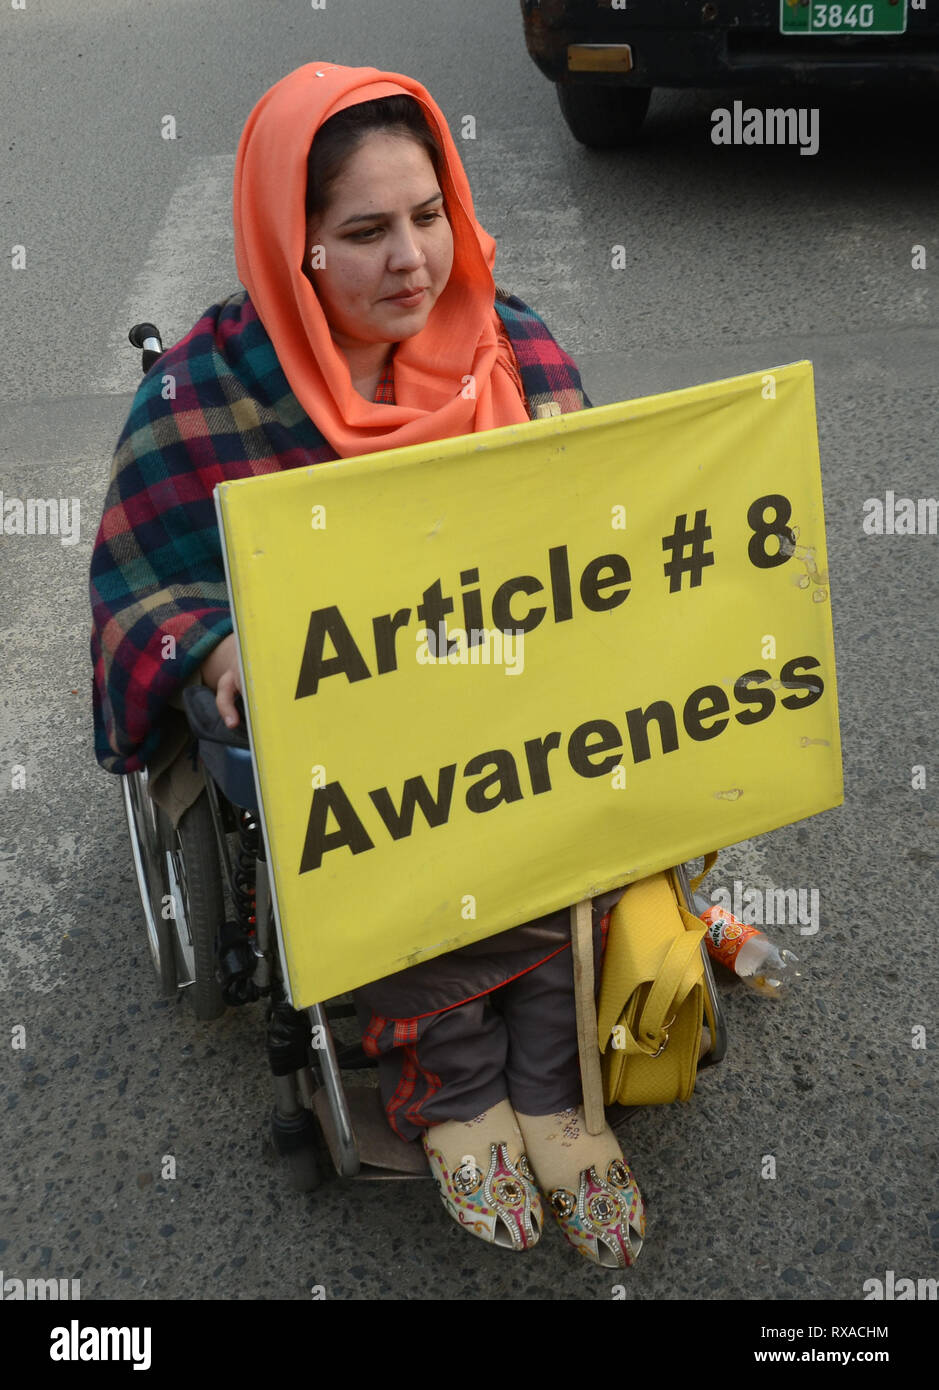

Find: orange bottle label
[699,906,761,969]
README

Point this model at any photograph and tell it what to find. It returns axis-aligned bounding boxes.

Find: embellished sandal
[422,1136,543,1251]
[546,1157,645,1268]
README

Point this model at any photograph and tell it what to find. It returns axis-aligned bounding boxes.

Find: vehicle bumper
[521,0,939,87]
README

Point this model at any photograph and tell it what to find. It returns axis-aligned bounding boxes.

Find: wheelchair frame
[118,321,728,1195]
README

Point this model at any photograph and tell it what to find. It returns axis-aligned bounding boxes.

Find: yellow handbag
[596,861,721,1107]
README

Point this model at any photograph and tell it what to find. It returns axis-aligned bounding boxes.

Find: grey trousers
[352,912,612,1143]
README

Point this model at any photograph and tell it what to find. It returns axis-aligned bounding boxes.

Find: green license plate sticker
[780,1,907,34]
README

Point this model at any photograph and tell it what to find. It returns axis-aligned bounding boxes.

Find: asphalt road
[1,0,937,1312]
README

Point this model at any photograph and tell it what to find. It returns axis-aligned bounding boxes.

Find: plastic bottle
[692,892,800,997]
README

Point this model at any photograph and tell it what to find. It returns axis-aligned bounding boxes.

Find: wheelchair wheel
[121,770,226,1021]
[121,768,178,997]
[159,792,227,1022]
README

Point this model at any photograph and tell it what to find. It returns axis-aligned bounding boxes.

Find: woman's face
[305,131,455,352]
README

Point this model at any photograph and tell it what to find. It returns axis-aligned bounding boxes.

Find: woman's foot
[514,1104,645,1267]
[421,1098,543,1251]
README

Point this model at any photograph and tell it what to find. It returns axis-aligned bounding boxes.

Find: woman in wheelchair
[89,63,643,1267]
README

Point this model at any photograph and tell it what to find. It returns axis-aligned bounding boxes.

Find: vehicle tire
[284,1145,323,1194]
[555,81,652,148]
[159,792,227,1022]
[121,769,178,997]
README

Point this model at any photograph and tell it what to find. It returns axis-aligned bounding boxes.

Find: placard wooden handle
[571,898,605,1135]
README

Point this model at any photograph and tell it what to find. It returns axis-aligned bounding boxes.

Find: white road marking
[94,154,238,394]
[463,127,591,348]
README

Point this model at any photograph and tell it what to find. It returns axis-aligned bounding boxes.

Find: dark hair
[305,95,445,225]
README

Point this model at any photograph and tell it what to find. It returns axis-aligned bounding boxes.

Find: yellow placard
[216,361,842,1006]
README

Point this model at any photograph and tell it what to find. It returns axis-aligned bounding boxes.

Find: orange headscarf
[233,62,530,458]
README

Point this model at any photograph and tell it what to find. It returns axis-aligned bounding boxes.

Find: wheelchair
[118,321,728,1196]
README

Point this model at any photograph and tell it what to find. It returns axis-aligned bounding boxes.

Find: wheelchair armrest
[182,683,251,750]
[182,685,259,811]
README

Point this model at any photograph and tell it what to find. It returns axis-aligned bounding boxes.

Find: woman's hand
[200,633,243,728]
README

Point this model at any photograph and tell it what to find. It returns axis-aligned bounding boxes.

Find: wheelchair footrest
[312,1086,430,1179]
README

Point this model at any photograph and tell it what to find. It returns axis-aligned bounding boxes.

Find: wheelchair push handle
[128,321,164,373]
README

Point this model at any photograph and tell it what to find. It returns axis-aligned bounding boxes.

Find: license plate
[780,1,907,34]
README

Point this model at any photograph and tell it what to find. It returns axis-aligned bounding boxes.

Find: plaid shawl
[89,288,593,775]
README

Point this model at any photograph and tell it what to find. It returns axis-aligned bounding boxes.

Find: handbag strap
[610,915,707,1058]
[688,850,719,894]
[634,912,706,1050]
